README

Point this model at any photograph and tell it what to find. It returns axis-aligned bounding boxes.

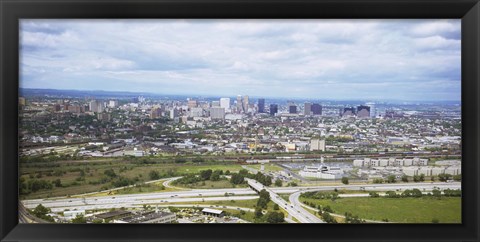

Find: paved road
[22,182,461,219]
[162,177,185,190]
[246,178,324,223]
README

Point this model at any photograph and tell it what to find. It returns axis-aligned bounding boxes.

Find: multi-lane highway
[22,181,461,223]
[246,178,324,223]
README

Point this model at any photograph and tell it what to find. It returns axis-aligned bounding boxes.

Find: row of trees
[174,169,226,185]
[375,173,461,184]
[301,191,339,201]
[370,188,461,198]
[230,169,273,187]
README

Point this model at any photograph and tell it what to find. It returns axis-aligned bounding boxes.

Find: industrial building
[309,139,326,151]
[119,211,176,224]
[353,157,428,167]
[299,165,343,179]
[202,208,225,217]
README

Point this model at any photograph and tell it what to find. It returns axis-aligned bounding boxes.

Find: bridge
[246,178,324,223]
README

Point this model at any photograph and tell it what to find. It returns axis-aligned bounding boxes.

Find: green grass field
[246,164,284,172]
[300,196,461,223]
[19,160,245,199]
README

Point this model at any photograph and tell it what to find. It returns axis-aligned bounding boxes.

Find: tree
[453,174,461,181]
[32,204,54,222]
[210,170,222,181]
[401,175,409,182]
[288,182,298,187]
[53,179,62,188]
[230,173,245,185]
[104,169,117,178]
[385,191,399,198]
[149,170,160,180]
[386,175,396,183]
[265,211,285,223]
[341,177,349,185]
[321,212,337,223]
[413,175,420,182]
[369,191,380,198]
[254,207,263,218]
[71,214,87,223]
[419,174,425,182]
[274,179,283,187]
[432,188,442,197]
[273,204,280,210]
[438,173,452,182]
[257,189,271,209]
[200,169,213,180]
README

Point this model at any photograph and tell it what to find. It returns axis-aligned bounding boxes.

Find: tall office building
[90,100,105,113]
[242,95,249,113]
[269,104,278,116]
[304,102,312,115]
[97,101,105,113]
[108,100,118,108]
[187,100,198,109]
[209,107,225,120]
[365,102,376,118]
[170,108,179,119]
[220,98,230,111]
[342,107,356,116]
[236,95,243,113]
[258,98,265,113]
[288,102,297,114]
[89,100,99,113]
[150,107,162,119]
[311,103,322,115]
[357,105,371,118]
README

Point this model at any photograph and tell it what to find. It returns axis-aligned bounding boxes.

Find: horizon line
[19,87,462,104]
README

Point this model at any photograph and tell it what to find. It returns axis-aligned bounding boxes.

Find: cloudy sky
[20,19,460,101]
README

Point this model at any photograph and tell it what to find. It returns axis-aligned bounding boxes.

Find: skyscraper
[304,102,312,115]
[287,101,297,114]
[258,98,265,113]
[220,98,230,112]
[270,104,278,116]
[311,103,322,115]
[236,95,243,113]
[243,95,249,113]
[89,100,98,113]
[289,105,297,114]
[170,108,179,119]
[365,102,376,118]
[357,105,371,118]
[343,107,356,116]
[187,100,198,109]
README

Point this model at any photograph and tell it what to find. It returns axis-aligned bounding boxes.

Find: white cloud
[20,19,461,101]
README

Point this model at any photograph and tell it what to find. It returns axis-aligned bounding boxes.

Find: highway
[246,178,324,223]
[22,181,461,223]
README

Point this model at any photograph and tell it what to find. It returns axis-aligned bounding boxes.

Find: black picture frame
[1,0,479,241]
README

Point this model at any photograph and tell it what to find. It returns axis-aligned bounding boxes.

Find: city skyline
[20,19,461,101]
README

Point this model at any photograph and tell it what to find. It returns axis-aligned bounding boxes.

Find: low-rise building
[202,208,225,217]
